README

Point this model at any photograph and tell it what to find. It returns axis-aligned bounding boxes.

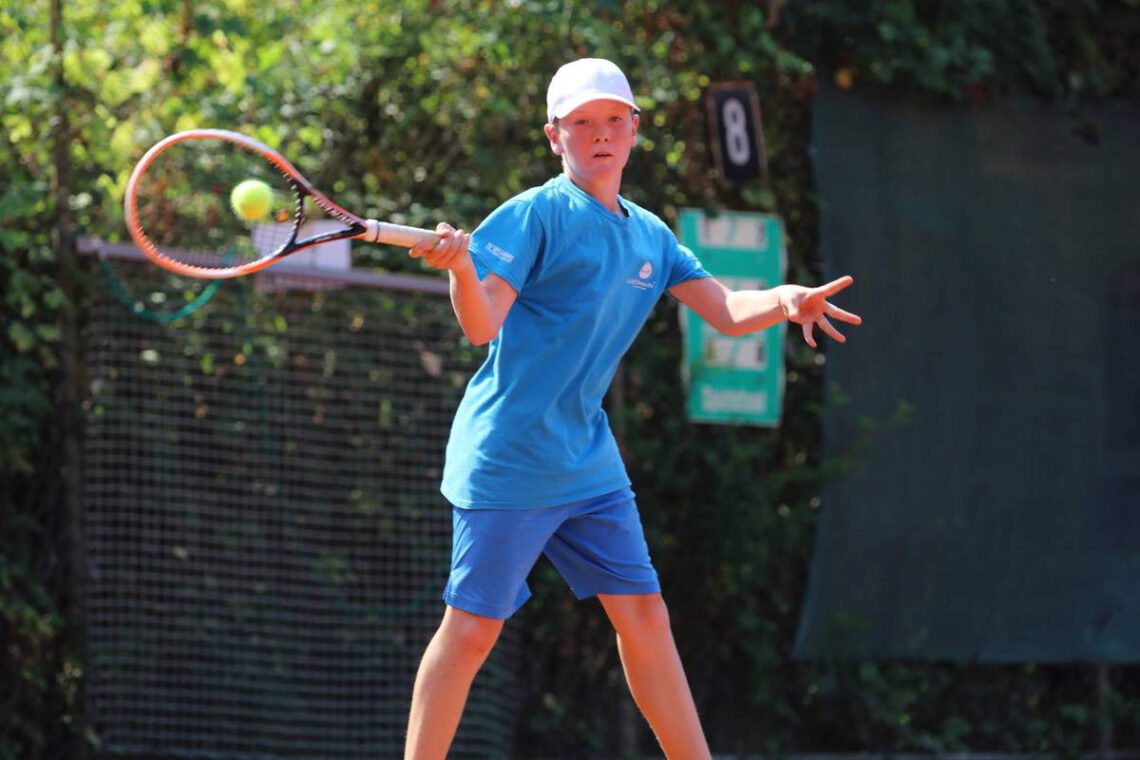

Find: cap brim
[549,92,639,122]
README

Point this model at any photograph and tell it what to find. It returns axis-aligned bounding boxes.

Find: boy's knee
[440,607,503,657]
[603,593,672,637]
[634,596,672,634]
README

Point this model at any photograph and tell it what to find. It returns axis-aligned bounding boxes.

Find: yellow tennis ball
[230,179,274,221]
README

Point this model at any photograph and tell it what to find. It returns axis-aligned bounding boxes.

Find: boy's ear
[544,122,563,156]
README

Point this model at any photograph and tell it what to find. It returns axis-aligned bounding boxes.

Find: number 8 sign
[707,82,767,183]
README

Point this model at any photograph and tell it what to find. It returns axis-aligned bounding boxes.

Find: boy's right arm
[410,222,518,346]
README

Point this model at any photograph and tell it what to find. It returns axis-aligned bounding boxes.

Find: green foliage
[788,0,1140,101]
[1,8,78,757]
[2,0,1138,757]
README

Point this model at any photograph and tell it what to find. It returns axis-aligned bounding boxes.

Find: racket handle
[362,219,439,248]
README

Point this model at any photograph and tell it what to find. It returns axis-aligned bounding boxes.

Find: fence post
[50,0,88,756]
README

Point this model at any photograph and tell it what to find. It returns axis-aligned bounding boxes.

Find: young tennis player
[404,58,860,759]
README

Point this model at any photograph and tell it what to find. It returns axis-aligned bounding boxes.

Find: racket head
[123,129,365,279]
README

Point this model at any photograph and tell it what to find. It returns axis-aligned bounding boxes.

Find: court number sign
[678,209,786,426]
[707,83,766,183]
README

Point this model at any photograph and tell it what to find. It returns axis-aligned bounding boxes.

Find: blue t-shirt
[441,174,710,509]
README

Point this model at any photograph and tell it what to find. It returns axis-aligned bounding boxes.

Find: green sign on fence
[678,209,786,426]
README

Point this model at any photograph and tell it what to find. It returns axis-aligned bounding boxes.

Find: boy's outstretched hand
[779,275,862,348]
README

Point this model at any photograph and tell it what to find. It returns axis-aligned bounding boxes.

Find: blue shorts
[443,488,661,620]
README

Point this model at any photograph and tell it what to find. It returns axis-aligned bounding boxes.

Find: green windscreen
[794,86,1140,662]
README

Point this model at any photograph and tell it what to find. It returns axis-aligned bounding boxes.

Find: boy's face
[544,99,639,188]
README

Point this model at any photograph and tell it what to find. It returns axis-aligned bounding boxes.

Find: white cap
[546,58,638,122]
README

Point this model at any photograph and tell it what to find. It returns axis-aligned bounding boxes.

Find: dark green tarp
[795,85,1140,662]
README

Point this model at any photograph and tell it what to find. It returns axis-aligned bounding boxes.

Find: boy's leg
[409,503,561,759]
[597,593,711,760]
[405,605,504,760]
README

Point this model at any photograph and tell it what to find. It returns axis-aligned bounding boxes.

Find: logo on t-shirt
[485,241,515,263]
[626,261,656,290]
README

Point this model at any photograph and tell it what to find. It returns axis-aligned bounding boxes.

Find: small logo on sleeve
[485,241,515,264]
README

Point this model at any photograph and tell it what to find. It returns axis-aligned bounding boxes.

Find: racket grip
[362,219,439,248]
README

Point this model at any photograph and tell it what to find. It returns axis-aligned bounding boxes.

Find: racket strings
[309,193,358,228]
[130,139,304,273]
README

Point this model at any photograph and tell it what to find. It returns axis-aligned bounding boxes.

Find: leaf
[7,321,36,352]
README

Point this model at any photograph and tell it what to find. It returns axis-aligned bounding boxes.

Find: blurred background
[2,1,1139,758]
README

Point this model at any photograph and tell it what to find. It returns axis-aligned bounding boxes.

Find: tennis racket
[123,129,439,279]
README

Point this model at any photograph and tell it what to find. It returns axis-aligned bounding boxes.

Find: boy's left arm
[668,275,861,348]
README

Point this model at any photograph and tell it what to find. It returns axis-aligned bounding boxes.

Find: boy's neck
[564,171,624,216]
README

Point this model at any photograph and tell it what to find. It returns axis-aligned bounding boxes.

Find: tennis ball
[230,179,274,221]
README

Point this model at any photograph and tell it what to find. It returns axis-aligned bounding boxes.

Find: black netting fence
[82,252,517,757]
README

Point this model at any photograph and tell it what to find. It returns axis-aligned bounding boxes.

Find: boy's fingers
[825,303,862,325]
[818,315,846,343]
[802,321,816,348]
[412,222,459,261]
[817,275,854,299]
[420,245,443,267]
[421,230,469,270]
[427,246,452,268]
[446,231,469,267]
[434,245,457,268]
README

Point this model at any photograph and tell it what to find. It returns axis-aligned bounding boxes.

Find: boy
[405,58,860,759]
